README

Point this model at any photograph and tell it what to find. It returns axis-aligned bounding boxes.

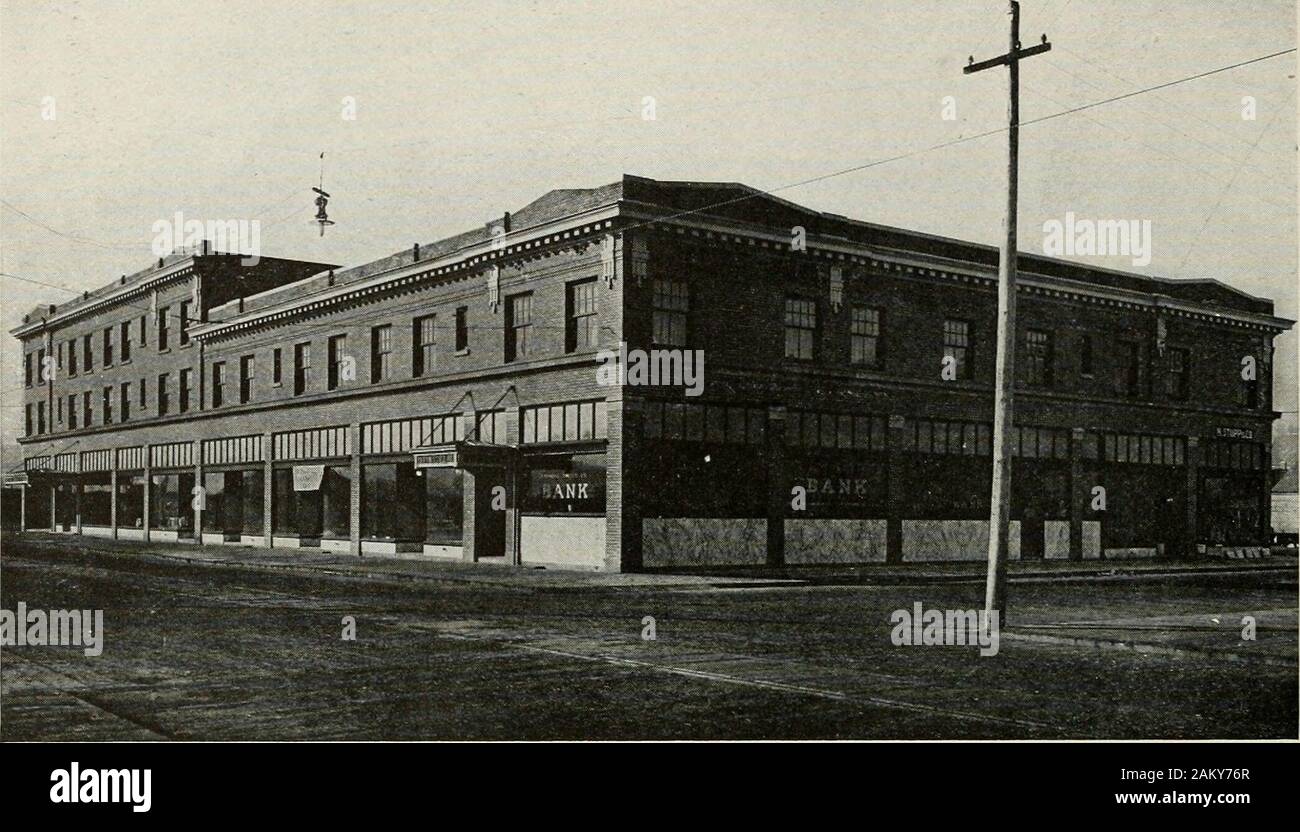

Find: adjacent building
[7,175,1293,569]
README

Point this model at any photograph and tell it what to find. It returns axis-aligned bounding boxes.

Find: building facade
[8,176,1292,570]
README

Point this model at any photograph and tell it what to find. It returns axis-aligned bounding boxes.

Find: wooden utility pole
[964,2,1050,622]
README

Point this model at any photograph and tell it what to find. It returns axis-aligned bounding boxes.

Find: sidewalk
[3,530,1292,590]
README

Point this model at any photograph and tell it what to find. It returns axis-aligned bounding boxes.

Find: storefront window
[423,468,463,545]
[200,469,263,536]
[522,452,606,515]
[82,474,112,526]
[362,462,423,540]
[149,472,195,534]
[116,476,145,528]
[54,480,77,530]
[241,470,264,535]
[272,468,296,535]
[202,472,226,534]
[321,465,351,539]
[270,465,349,540]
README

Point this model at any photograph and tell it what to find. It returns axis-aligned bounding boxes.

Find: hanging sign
[293,464,325,491]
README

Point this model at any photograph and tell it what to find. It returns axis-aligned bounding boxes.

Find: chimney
[413,243,420,261]
[120,274,126,285]
[158,256,165,269]
[502,211,511,232]
[48,304,56,314]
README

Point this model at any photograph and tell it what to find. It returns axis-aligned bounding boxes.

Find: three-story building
[9,175,1292,570]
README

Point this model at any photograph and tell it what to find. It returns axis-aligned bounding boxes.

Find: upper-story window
[179,300,190,346]
[83,390,93,425]
[653,278,689,348]
[1025,329,1053,387]
[158,373,170,417]
[371,325,392,382]
[57,341,63,372]
[37,401,45,434]
[158,306,169,351]
[1165,347,1188,400]
[139,377,146,409]
[454,306,469,352]
[1114,341,1140,397]
[102,386,113,424]
[139,314,148,346]
[179,368,192,414]
[851,305,883,368]
[1240,373,1260,409]
[67,394,77,430]
[120,381,131,422]
[272,348,283,386]
[68,339,77,377]
[103,327,113,366]
[1079,333,1094,377]
[82,333,93,372]
[943,319,972,379]
[25,404,32,436]
[23,351,32,387]
[293,342,310,396]
[784,297,817,361]
[327,334,346,390]
[413,315,436,377]
[566,279,598,352]
[211,361,226,408]
[239,355,254,403]
[36,347,45,383]
[120,321,131,362]
[505,293,532,362]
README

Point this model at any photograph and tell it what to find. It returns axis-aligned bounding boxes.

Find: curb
[1002,630,1296,668]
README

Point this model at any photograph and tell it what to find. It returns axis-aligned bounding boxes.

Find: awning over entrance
[412,441,513,470]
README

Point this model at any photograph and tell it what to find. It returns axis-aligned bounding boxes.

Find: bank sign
[526,468,606,513]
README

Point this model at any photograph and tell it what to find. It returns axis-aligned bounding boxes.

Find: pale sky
[1,0,1295,456]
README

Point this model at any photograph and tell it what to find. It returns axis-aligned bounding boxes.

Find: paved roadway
[1,538,1295,740]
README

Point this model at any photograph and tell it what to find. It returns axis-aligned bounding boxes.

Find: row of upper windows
[208,278,600,405]
[24,369,196,435]
[23,276,1265,434]
[23,278,601,431]
[772,296,1263,407]
[24,277,603,400]
[22,302,195,387]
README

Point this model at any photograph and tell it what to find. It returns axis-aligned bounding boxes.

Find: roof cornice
[193,204,621,340]
[10,258,197,339]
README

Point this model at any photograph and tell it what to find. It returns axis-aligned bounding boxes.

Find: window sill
[455,348,471,357]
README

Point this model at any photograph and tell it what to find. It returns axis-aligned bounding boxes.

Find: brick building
[8,175,1292,569]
